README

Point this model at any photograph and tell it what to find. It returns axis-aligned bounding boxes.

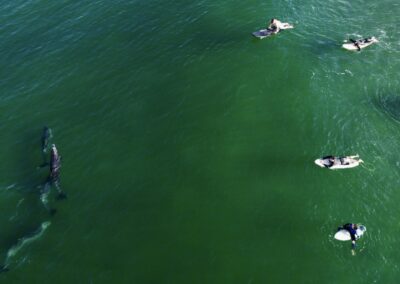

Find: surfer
[319,155,361,168]
[253,19,293,39]
[267,19,283,34]
[349,38,375,51]
[338,223,358,248]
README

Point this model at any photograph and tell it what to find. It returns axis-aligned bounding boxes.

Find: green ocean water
[1,0,400,283]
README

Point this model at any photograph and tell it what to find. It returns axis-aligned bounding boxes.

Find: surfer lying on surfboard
[350,38,372,51]
[252,19,293,39]
[314,155,363,169]
[342,37,378,51]
[267,19,293,34]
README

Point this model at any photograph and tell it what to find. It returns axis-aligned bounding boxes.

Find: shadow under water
[0,221,51,271]
[373,94,400,123]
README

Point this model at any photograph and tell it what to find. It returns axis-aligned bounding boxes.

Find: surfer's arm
[267,24,279,33]
[350,231,357,242]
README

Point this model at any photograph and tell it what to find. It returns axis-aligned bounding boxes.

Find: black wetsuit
[349,39,361,51]
[341,223,357,241]
[350,38,373,51]
[322,156,335,168]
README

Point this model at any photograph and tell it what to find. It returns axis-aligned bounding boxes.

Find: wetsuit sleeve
[350,228,357,241]
[342,224,357,241]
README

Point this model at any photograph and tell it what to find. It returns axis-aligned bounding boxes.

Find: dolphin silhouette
[49,144,67,200]
[37,127,53,169]
[41,127,52,153]
[50,144,61,175]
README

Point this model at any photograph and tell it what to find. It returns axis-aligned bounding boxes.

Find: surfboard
[252,29,275,39]
[252,23,293,39]
[342,37,378,51]
[334,225,366,241]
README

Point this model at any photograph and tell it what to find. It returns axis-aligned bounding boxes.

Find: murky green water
[1,0,400,282]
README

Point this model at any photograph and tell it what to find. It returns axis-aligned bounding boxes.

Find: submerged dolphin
[50,144,61,176]
[40,181,58,215]
[49,144,67,200]
[39,143,66,214]
[41,127,52,153]
[37,127,53,169]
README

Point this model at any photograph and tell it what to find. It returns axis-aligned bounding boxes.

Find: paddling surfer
[349,38,374,51]
[338,223,358,249]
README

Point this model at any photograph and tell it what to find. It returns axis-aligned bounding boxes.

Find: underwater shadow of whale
[6,128,50,195]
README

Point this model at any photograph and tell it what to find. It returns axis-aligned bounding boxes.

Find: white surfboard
[314,156,363,170]
[334,225,366,241]
[252,23,293,39]
[342,37,378,51]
